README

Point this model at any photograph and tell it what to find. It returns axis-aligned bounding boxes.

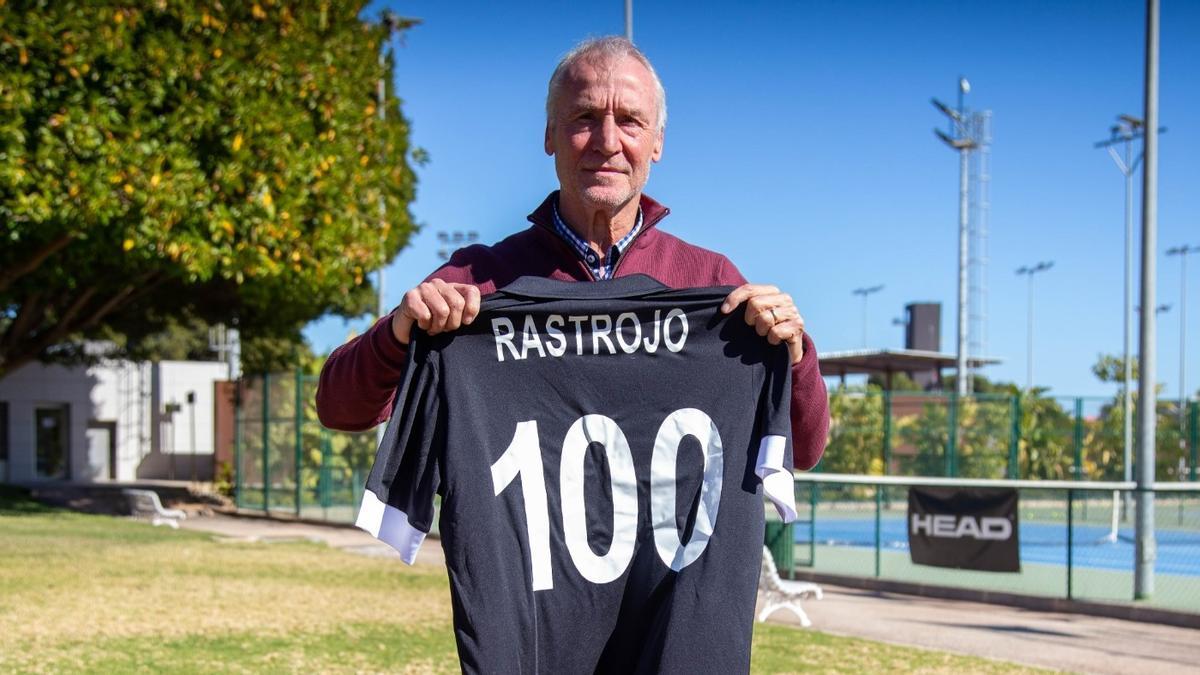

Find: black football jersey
[356,274,797,674]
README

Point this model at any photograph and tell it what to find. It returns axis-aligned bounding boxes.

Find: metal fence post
[319,428,332,510]
[234,384,242,508]
[883,390,892,475]
[1066,488,1075,600]
[809,483,818,566]
[874,485,882,577]
[1190,401,1198,482]
[947,392,958,477]
[294,369,303,518]
[262,373,270,513]
[1009,395,1022,479]
[1074,398,1084,480]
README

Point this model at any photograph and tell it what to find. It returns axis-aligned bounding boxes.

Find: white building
[0,358,228,483]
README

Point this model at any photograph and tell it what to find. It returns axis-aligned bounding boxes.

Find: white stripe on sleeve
[355,489,428,564]
[755,435,797,523]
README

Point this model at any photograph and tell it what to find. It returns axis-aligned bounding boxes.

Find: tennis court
[781,477,1200,613]
[806,515,1200,577]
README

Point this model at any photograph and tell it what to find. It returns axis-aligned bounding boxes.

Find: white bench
[123,488,187,529]
[758,546,823,627]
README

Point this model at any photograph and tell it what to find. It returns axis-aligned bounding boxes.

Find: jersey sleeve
[354,340,443,564]
[755,344,797,523]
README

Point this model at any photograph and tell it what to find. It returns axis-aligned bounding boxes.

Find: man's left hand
[721,284,806,364]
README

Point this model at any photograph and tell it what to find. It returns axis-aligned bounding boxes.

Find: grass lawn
[0,487,1044,674]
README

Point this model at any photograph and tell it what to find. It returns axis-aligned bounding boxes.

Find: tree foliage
[0,0,418,377]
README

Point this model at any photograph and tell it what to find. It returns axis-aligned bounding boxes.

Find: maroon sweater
[316,192,829,470]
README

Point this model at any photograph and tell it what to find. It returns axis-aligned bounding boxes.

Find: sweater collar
[527,190,670,233]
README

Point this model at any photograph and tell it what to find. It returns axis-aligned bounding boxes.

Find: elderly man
[316,36,827,470]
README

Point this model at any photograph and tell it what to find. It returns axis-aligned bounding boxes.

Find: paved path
[180,513,1198,674]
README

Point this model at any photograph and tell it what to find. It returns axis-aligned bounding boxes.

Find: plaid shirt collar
[551,200,643,280]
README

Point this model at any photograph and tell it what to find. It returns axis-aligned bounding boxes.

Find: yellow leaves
[291,250,301,262]
[322,214,332,226]
[359,155,369,167]
[364,104,376,117]
[167,242,181,259]
[18,47,27,66]
[212,48,222,59]
[123,184,134,195]
[114,11,124,24]
[150,174,161,188]
[122,239,135,252]
[252,3,267,19]
[260,189,272,208]
[221,220,235,237]
[68,184,80,197]
[280,211,290,221]
[232,134,243,151]
[69,67,81,79]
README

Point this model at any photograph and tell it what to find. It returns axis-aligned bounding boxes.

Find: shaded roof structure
[819,348,1002,389]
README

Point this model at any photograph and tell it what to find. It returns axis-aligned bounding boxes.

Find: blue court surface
[798,518,1200,577]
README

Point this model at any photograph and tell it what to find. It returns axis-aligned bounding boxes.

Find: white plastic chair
[123,488,187,529]
[758,546,823,627]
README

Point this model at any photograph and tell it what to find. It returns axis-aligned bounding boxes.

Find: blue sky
[305,0,1199,399]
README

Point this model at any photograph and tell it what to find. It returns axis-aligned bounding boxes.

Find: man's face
[545,56,664,216]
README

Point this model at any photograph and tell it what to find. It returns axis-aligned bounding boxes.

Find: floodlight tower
[852,285,885,348]
[932,78,978,396]
[1015,262,1054,390]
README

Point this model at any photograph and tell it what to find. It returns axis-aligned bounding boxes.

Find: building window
[35,405,69,480]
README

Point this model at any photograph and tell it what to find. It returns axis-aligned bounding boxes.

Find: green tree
[823,385,885,475]
[1085,353,1193,481]
[0,1,418,378]
[1017,389,1074,480]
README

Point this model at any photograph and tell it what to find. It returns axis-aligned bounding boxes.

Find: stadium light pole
[932,78,977,397]
[437,231,481,263]
[852,285,884,348]
[1015,262,1053,390]
[1094,115,1166,499]
[624,0,633,41]
[1135,0,1160,601]
[1166,245,1197,433]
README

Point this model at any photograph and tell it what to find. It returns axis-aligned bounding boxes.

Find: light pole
[1094,116,1166,492]
[932,78,977,397]
[437,231,481,262]
[1166,244,1197,431]
[624,0,633,41]
[852,285,884,348]
[1016,261,1053,390]
[1135,0,1161,601]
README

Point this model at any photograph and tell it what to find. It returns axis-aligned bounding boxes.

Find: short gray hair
[545,36,667,133]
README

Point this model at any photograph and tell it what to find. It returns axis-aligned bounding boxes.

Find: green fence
[234,371,377,523]
[234,373,1200,523]
[779,474,1200,613]
[823,389,1198,482]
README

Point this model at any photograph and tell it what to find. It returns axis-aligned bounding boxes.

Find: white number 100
[490,409,723,592]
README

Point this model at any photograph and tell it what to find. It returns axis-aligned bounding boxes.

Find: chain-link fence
[234,372,376,523]
[823,389,1198,482]
[778,475,1200,614]
[234,375,1199,527]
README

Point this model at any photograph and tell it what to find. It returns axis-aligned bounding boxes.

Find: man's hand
[720,284,806,364]
[391,279,482,345]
